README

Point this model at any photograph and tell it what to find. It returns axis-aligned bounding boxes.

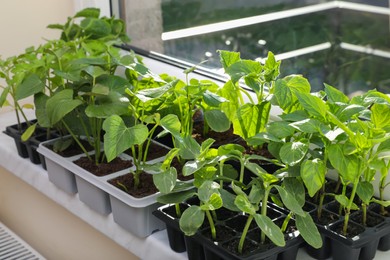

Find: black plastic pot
[306,204,390,260]
[27,132,59,168]
[3,120,38,158]
[154,202,304,260]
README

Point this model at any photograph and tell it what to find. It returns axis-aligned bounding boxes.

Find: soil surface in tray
[73,156,133,176]
[108,172,158,198]
[126,142,169,161]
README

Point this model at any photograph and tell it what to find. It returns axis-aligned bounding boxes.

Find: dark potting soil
[222,237,261,257]
[247,229,278,249]
[331,221,365,239]
[311,210,339,226]
[201,225,236,243]
[108,172,158,198]
[350,211,385,227]
[45,139,94,157]
[126,142,169,161]
[73,156,133,177]
[215,207,238,221]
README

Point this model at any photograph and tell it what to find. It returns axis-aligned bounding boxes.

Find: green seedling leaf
[274,186,305,216]
[91,84,110,95]
[200,193,223,211]
[46,89,83,126]
[0,87,9,107]
[75,7,100,18]
[135,80,177,102]
[220,188,240,212]
[80,18,111,39]
[160,114,181,139]
[156,189,196,204]
[356,181,374,205]
[289,118,322,134]
[102,115,149,162]
[15,74,45,101]
[296,212,322,249]
[179,206,205,236]
[218,50,240,70]
[204,109,230,132]
[371,198,390,207]
[274,75,310,111]
[85,92,129,118]
[21,123,37,142]
[234,194,256,215]
[266,121,295,139]
[161,148,180,171]
[34,93,50,128]
[300,159,326,197]
[279,140,308,166]
[324,83,349,103]
[233,102,270,139]
[53,138,74,153]
[225,60,262,83]
[336,104,366,122]
[327,144,360,182]
[283,177,305,207]
[198,180,220,202]
[371,103,390,129]
[335,195,359,210]
[182,160,207,176]
[254,214,285,247]
[153,167,177,194]
[295,92,327,119]
[248,183,264,205]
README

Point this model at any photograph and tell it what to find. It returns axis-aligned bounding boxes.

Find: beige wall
[0,0,74,59]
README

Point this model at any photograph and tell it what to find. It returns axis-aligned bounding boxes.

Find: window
[112,0,390,95]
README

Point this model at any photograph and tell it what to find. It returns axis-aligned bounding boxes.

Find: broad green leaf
[254,214,285,247]
[234,194,256,215]
[204,109,230,132]
[296,212,322,249]
[153,167,177,194]
[218,81,240,121]
[177,136,201,160]
[371,103,390,129]
[102,115,149,162]
[283,177,305,207]
[220,188,240,212]
[289,118,322,134]
[80,18,111,39]
[200,193,223,211]
[327,144,360,182]
[266,121,295,139]
[336,104,366,122]
[96,74,131,94]
[233,102,271,139]
[182,160,207,176]
[156,189,196,204]
[85,93,129,118]
[15,74,45,101]
[21,123,37,141]
[335,194,359,210]
[75,7,100,18]
[160,114,181,139]
[274,75,310,112]
[324,83,349,103]
[198,181,220,202]
[279,141,308,166]
[0,87,9,107]
[274,186,305,216]
[218,50,240,70]
[300,159,326,197]
[135,80,177,102]
[225,60,262,83]
[34,93,50,128]
[203,90,227,107]
[371,198,390,207]
[46,89,83,126]
[179,206,205,236]
[248,183,264,205]
[83,65,106,79]
[295,92,327,119]
[161,148,180,171]
[356,181,374,204]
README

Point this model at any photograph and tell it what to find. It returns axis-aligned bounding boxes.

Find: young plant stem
[317,184,326,219]
[238,215,254,254]
[62,120,91,161]
[281,213,292,233]
[362,203,367,226]
[342,179,359,236]
[380,167,389,215]
[261,188,271,244]
[205,210,217,240]
[239,158,245,183]
[175,203,182,218]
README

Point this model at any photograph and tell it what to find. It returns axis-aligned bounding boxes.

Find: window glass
[113,0,390,95]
